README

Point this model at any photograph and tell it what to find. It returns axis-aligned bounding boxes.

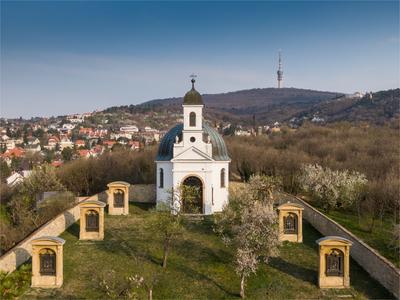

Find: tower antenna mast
[277,51,283,88]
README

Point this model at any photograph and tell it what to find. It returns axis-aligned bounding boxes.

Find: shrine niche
[31,236,65,288]
[79,200,106,240]
[316,236,352,289]
[106,181,130,215]
[277,202,304,243]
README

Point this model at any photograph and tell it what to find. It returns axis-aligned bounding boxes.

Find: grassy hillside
[21,204,392,299]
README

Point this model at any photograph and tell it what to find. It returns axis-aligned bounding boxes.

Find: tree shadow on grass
[91,228,162,267]
[130,203,156,213]
[269,257,317,286]
[301,220,323,251]
[65,222,80,239]
[181,215,215,235]
[173,262,239,298]
[349,258,394,299]
[162,238,237,297]
[174,238,232,265]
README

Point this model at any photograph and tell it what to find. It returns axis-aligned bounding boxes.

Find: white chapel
[155,79,231,214]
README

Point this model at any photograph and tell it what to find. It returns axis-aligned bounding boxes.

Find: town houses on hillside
[0,116,168,186]
[0,107,294,189]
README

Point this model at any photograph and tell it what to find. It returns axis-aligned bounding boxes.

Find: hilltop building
[155,79,231,214]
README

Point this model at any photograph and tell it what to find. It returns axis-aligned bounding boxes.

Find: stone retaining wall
[0,184,155,273]
[97,184,156,204]
[278,193,400,299]
[0,195,97,273]
[129,184,156,203]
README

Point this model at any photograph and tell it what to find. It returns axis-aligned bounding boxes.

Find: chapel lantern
[31,236,65,288]
[107,181,130,215]
[316,236,352,289]
[277,202,304,243]
[79,200,106,240]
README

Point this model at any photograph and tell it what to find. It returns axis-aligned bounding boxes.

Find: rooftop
[156,123,230,161]
[183,79,203,105]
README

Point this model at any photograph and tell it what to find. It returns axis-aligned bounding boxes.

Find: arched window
[39,248,56,276]
[283,213,298,234]
[189,112,196,127]
[326,249,344,276]
[159,168,164,188]
[114,189,125,208]
[86,210,99,232]
[220,168,226,188]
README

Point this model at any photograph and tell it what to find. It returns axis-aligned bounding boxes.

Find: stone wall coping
[316,236,353,245]
[79,200,106,208]
[107,181,131,187]
[277,202,304,210]
[284,192,400,274]
[31,236,66,245]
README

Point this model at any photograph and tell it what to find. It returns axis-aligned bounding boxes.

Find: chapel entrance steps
[182,214,205,222]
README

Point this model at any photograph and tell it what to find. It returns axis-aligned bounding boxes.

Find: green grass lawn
[279,191,399,268]
[20,204,393,299]
[324,210,398,268]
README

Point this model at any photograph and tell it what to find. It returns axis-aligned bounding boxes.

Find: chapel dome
[156,123,230,161]
[183,79,203,105]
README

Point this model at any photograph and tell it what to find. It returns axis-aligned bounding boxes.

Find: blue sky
[1,1,399,118]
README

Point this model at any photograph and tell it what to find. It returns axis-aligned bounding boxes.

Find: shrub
[57,147,156,196]
[0,264,31,299]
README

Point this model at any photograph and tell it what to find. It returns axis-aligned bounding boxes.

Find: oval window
[190,137,196,143]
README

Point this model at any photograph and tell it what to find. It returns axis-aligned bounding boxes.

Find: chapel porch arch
[181,175,203,214]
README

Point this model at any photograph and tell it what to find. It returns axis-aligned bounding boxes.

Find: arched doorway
[182,176,203,214]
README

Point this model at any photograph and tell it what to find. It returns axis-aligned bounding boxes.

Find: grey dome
[156,123,230,161]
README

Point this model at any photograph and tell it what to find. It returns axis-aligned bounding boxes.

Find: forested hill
[103,87,399,125]
[104,87,340,124]
[294,88,400,125]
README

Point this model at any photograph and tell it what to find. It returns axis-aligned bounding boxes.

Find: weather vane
[190,74,197,88]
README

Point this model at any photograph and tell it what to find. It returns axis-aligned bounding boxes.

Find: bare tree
[150,185,198,268]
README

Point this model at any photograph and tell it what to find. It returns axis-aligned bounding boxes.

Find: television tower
[277,51,283,88]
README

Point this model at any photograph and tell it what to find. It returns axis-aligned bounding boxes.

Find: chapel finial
[190,74,197,89]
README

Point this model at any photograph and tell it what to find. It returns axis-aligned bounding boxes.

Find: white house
[60,137,74,150]
[6,172,23,186]
[155,79,230,215]
[62,123,76,130]
[25,144,41,153]
[26,137,40,145]
[6,170,32,187]
[120,125,139,133]
[1,139,16,150]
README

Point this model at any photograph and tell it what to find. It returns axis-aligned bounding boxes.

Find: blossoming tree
[214,175,280,298]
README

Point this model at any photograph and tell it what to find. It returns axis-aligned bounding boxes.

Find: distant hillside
[294,89,400,125]
[102,87,399,127]
[105,88,341,125]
